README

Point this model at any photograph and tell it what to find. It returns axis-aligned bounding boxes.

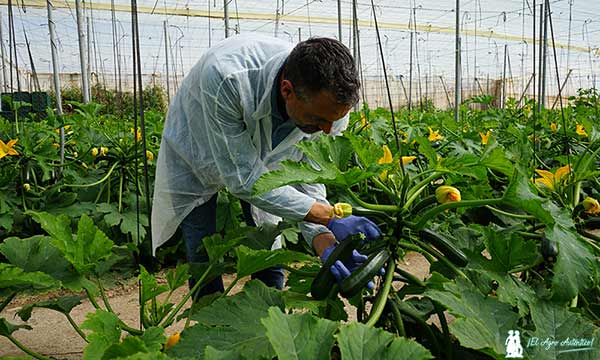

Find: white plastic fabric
[151,34,348,255]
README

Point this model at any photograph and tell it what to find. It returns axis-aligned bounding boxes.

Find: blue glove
[320,246,384,291]
[327,215,381,242]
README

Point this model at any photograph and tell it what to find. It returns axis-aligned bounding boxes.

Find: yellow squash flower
[130,127,143,142]
[331,203,352,219]
[479,130,491,145]
[165,332,180,349]
[378,145,393,164]
[534,165,571,191]
[22,183,31,192]
[550,123,558,132]
[99,147,109,156]
[146,150,154,161]
[428,127,443,142]
[0,139,19,159]
[435,185,461,204]
[582,197,600,215]
[401,156,416,165]
[576,124,588,137]
[91,147,99,157]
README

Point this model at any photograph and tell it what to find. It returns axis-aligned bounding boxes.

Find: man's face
[280,79,351,134]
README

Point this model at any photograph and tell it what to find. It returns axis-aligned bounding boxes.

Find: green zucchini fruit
[339,249,390,298]
[311,234,362,300]
[418,229,468,267]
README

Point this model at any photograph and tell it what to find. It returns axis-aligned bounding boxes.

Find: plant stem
[395,268,426,287]
[398,243,436,263]
[434,302,452,360]
[485,205,535,219]
[118,169,124,213]
[348,189,399,212]
[65,313,88,342]
[160,263,215,328]
[97,277,115,313]
[221,276,240,298]
[6,335,53,360]
[388,299,406,337]
[281,264,318,277]
[405,172,442,202]
[414,198,504,230]
[393,294,441,356]
[0,292,16,312]
[65,162,119,187]
[409,238,468,279]
[365,258,395,327]
[84,287,102,310]
[372,176,398,199]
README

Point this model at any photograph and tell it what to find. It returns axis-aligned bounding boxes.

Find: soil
[0,252,431,359]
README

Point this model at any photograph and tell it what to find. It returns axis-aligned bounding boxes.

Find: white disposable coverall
[151,34,348,255]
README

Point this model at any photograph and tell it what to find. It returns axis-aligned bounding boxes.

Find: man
[151,34,381,296]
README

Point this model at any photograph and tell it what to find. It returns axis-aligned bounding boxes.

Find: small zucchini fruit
[418,229,469,267]
[339,248,390,298]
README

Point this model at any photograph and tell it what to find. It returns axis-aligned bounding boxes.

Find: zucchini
[418,229,468,267]
[311,234,362,300]
[339,249,390,298]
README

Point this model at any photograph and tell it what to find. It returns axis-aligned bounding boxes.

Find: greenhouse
[1,0,600,359]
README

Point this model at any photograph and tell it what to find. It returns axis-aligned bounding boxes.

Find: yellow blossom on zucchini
[131,127,143,142]
[479,130,491,145]
[146,150,154,161]
[0,138,19,159]
[428,127,443,142]
[582,197,600,215]
[22,183,30,191]
[436,185,461,204]
[378,145,393,164]
[165,332,180,349]
[99,147,109,156]
[534,165,570,191]
[331,203,352,219]
[401,156,416,165]
[91,147,99,157]
[576,124,588,137]
[550,123,558,132]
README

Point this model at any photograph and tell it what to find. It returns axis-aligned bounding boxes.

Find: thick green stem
[221,276,240,298]
[388,299,406,337]
[65,313,88,342]
[485,205,535,219]
[65,162,119,188]
[434,302,452,360]
[372,176,398,199]
[365,258,396,327]
[405,172,443,202]
[393,294,441,356]
[97,277,115,314]
[6,334,53,360]
[0,292,16,312]
[160,263,215,328]
[395,268,426,287]
[398,243,436,263]
[414,198,504,230]
[84,287,102,310]
[409,238,468,279]
[348,189,399,212]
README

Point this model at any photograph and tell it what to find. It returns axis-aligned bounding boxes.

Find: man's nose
[319,122,333,134]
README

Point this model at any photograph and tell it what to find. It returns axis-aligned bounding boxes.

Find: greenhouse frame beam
[7,0,597,55]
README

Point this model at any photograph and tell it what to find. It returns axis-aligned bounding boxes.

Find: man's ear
[280,79,294,100]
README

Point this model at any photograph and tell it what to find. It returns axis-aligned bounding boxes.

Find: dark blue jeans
[180,194,284,298]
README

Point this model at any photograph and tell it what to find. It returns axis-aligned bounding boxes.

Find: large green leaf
[0,263,59,292]
[336,322,433,360]
[525,300,600,359]
[165,263,190,292]
[168,280,284,359]
[139,265,168,303]
[17,295,83,321]
[261,307,338,360]
[482,228,540,273]
[0,235,79,286]
[0,318,31,337]
[235,245,313,278]
[81,309,123,360]
[203,232,243,263]
[253,136,374,195]
[546,225,599,302]
[102,337,148,359]
[478,140,513,176]
[205,346,242,360]
[30,212,114,276]
[425,277,519,358]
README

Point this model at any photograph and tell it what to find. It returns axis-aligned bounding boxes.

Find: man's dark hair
[283,37,360,106]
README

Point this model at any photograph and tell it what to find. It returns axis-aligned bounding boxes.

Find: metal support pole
[47,0,64,173]
[224,0,230,38]
[274,0,280,37]
[540,2,548,110]
[163,21,170,104]
[337,0,342,42]
[551,69,573,109]
[75,0,89,103]
[298,27,301,42]
[454,0,461,121]
[352,0,359,111]
[518,73,534,105]
[408,31,413,111]
[87,16,92,98]
[502,44,508,108]
[439,76,452,109]
[0,14,6,92]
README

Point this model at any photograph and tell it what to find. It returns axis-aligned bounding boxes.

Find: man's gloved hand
[320,246,384,290]
[327,215,381,242]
